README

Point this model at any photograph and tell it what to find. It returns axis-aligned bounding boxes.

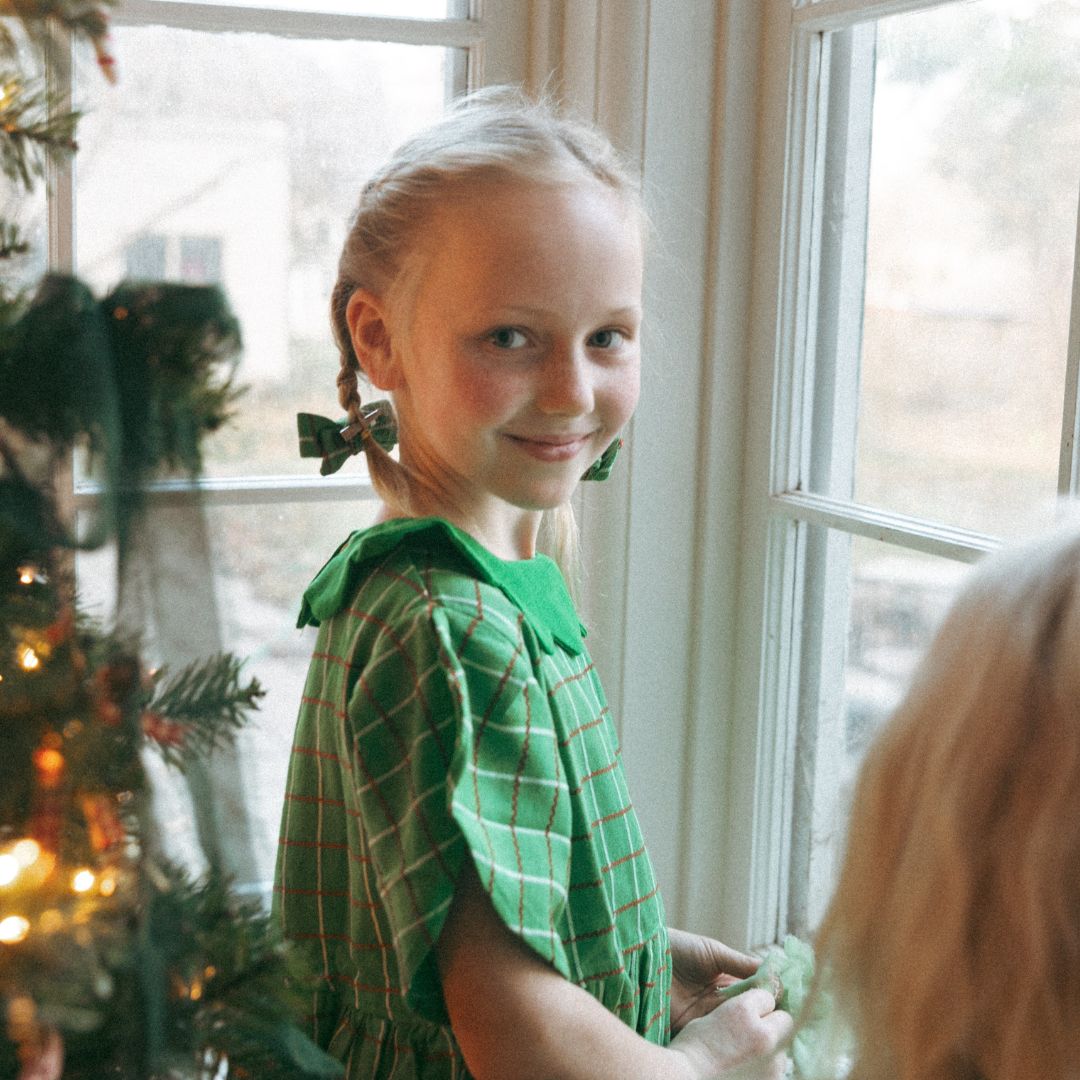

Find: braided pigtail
[326,272,414,511]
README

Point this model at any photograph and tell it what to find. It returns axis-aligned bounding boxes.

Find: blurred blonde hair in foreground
[813,524,1080,1080]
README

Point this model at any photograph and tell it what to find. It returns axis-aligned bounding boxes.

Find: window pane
[74,26,461,478]
[2,194,46,296]
[854,0,1080,536]
[75,497,377,891]
[791,529,970,933]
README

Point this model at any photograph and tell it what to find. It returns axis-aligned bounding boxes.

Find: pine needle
[145,654,265,770]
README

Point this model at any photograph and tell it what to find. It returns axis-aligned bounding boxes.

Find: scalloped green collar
[298,517,586,656]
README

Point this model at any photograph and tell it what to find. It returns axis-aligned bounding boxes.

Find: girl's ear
[346,288,403,391]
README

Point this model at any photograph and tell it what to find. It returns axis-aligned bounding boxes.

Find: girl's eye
[489,327,529,349]
[588,329,625,349]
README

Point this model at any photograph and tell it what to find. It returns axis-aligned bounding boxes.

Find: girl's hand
[668,927,760,1033]
[438,863,788,1079]
[669,988,793,1080]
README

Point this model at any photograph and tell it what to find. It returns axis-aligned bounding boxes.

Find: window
[66,0,528,902]
[751,0,1080,940]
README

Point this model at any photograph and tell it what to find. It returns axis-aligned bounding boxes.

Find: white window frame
[727,0,1080,946]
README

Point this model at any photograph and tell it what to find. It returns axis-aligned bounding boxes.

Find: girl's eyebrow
[488,304,643,321]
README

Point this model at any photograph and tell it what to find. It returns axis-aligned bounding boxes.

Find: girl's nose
[536,345,594,416]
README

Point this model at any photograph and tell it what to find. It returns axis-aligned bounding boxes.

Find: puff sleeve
[347,594,575,1023]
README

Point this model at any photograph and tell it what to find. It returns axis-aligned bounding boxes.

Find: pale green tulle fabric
[717,936,849,1079]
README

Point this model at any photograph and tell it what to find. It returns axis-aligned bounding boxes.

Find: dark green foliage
[0,276,119,449]
[0,72,80,190]
[0,475,71,570]
[142,654,265,771]
[104,281,244,484]
[0,274,243,554]
[137,866,343,1079]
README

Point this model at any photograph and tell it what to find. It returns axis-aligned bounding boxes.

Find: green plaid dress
[274,518,671,1078]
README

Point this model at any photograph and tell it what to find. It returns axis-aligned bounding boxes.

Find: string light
[98,872,117,897]
[72,869,96,894]
[0,916,30,944]
[33,747,65,786]
[16,566,37,586]
[11,840,41,868]
[18,646,40,671]
[0,855,18,887]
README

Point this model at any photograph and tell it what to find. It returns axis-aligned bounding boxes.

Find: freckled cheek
[455,369,526,424]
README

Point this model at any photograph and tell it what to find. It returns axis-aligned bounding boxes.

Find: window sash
[749,0,1080,944]
[56,0,525,511]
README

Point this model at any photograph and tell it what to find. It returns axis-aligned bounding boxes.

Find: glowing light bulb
[0,916,30,944]
[11,840,40,868]
[32,747,65,786]
[72,869,96,894]
[0,855,18,887]
[18,647,40,671]
[98,873,117,897]
[17,568,35,586]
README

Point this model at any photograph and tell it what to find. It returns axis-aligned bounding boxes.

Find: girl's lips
[504,432,594,462]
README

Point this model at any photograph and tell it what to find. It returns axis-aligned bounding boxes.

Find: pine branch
[0,73,81,193]
[144,654,265,769]
[0,2,118,84]
[143,864,343,1079]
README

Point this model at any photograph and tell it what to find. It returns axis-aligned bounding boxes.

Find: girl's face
[384,177,643,553]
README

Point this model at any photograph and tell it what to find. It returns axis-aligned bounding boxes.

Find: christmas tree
[0,4,342,1076]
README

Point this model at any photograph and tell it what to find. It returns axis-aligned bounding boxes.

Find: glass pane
[143,0,467,15]
[792,530,971,932]
[854,0,1080,536]
[76,497,378,892]
[73,26,460,478]
[1,193,46,297]
[3,36,48,295]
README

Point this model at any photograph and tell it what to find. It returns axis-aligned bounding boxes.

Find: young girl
[274,89,792,1079]
[813,525,1080,1080]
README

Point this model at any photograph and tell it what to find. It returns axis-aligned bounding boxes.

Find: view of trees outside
[73,18,454,891]
[858,0,1080,539]
[832,0,1080,898]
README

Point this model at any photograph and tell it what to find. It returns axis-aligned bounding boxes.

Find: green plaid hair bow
[580,437,623,482]
[297,400,398,476]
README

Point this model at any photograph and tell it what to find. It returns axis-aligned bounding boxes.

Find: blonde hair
[814,527,1080,1080]
[330,86,641,574]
